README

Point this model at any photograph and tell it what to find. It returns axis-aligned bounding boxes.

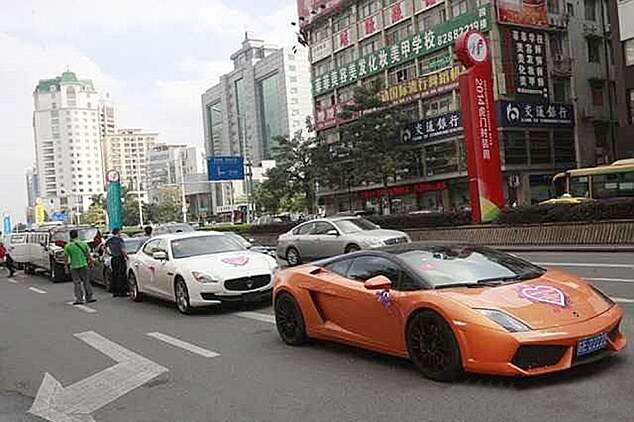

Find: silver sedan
[276,217,410,266]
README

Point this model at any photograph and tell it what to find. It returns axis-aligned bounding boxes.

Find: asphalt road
[0,251,632,422]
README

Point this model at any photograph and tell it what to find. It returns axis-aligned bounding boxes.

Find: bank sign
[496,100,574,128]
[402,111,462,144]
[312,5,491,96]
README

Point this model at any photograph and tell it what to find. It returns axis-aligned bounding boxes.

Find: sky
[0,0,300,223]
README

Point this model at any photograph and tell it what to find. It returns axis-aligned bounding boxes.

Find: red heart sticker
[519,285,567,307]
[221,256,250,266]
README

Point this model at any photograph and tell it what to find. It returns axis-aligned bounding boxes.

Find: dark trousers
[111,256,127,296]
[3,255,16,276]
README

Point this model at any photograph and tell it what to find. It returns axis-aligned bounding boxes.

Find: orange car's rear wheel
[407,310,463,382]
[275,292,307,346]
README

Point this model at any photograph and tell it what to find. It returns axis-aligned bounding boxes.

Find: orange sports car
[273,244,626,381]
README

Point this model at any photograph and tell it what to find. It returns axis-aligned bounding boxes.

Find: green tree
[253,166,290,214]
[338,81,410,214]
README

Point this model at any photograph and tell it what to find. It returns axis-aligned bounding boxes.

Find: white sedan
[128,232,279,314]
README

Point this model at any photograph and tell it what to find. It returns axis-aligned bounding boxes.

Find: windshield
[335,218,379,234]
[55,228,99,242]
[397,247,545,288]
[124,238,146,254]
[171,235,245,259]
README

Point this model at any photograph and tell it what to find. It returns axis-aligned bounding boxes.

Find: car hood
[439,269,612,330]
[175,251,276,280]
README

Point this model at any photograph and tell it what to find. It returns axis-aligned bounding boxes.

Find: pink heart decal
[221,256,250,266]
[519,285,567,307]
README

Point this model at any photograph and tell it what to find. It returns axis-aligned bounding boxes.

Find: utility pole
[136,148,144,227]
[179,149,188,223]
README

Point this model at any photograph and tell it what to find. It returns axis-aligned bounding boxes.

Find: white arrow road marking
[613,297,634,304]
[234,311,276,324]
[29,287,47,294]
[29,331,168,422]
[66,302,98,314]
[147,332,220,358]
[7,278,18,284]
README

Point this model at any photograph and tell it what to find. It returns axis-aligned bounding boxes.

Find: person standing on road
[0,240,16,278]
[64,229,95,305]
[106,228,128,297]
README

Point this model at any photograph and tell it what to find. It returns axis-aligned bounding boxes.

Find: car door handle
[167,272,174,276]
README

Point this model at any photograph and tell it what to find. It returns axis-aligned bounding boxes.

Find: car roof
[151,231,225,241]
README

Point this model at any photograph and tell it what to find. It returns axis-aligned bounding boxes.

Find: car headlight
[476,309,531,333]
[590,285,614,307]
[192,271,219,283]
[365,239,385,248]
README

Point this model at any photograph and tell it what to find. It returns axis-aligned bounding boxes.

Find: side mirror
[152,251,168,261]
[326,229,339,236]
[244,242,252,249]
[364,275,392,291]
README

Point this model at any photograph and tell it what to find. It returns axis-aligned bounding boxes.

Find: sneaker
[86,298,97,304]
[72,301,85,306]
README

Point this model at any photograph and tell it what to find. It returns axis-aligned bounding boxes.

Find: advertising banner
[383,0,412,29]
[497,0,548,28]
[3,214,11,235]
[378,65,461,106]
[334,26,356,52]
[314,100,354,131]
[106,170,123,231]
[35,203,46,225]
[456,30,505,223]
[312,5,491,96]
[358,12,382,40]
[208,156,245,181]
[402,111,462,144]
[310,38,333,63]
[502,27,548,98]
[496,100,575,128]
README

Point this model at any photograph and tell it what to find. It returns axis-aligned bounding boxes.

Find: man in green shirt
[64,229,96,305]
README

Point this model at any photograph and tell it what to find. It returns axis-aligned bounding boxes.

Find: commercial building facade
[201,34,312,216]
[300,0,624,214]
[32,71,105,216]
[617,0,634,157]
[102,129,158,202]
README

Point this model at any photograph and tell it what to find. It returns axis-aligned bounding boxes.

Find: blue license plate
[576,332,608,357]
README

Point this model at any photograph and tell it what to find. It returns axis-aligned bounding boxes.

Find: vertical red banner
[455,30,504,223]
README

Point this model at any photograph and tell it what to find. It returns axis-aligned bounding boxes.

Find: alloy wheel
[274,293,306,345]
[175,280,190,314]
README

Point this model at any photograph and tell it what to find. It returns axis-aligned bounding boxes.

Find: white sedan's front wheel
[175,278,192,315]
[129,272,143,302]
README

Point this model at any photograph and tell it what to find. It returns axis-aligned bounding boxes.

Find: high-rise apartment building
[102,129,158,201]
[616,0,634,157]
[147,144,206,203]
[299,0,624,213]
[32,71,104,214]
[98,96,116,140]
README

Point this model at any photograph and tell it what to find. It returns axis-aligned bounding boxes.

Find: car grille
[511,345,567,370]
[224,274,271,291]
[384,236,408,246]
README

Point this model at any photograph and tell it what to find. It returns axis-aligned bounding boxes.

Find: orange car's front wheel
[406,310,463,382]
[275,292,307,346]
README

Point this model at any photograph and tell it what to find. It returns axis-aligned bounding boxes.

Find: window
[358,0,381,18]
[347,256,402,284]
[592,173,634,199]
[335,48,356,68]
[359,35,382,56]
[451,0,470,17]
[385,22,413,45]
[625,39,634,67]
[324,259,354,276]
[548,0,559,13]
[424,140,458,176]
[311,25,330,43]
[529,131,551,164]
[627,89,634,124]
[553,78,570,102]
[312,222,337,235]
[587,38,601,63]
[417,6,446,32]
[314,59,332,77]
[503,131,528,165]
[294,222,315,235]
[591,83,604,106]
[333,12,351,32]
[553,130,576,165]
[388,61,417,85]
[421,93,454,117]
[584,0,596,21]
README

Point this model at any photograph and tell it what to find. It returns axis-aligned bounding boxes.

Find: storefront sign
[297,0,342,28]
[311,38,333,63]
[334,27,355,52]
[402,111,462,144]
[312,5,491,96]
[358,13,382,40]
[419,52,452,75]
[361,181,447,200]
[378,65,461,106]
[496,100,574,128]
[383,0,412,29]
[456,30,505,223]
[497,0,548,28]
[503,27,548,98]
[314,100,354,131]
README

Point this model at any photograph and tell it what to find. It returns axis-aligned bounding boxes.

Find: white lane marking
[147,332,220,358]
[67,302,98,314]
[29,287,47,294]
[7,278,18,284]
[535,262,634,269]
[588,277,634,284]
[29,331,168,422]
[613,297,634,304]
[234,311,276,324]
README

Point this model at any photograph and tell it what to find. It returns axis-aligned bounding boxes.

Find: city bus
[552,159,634,200]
